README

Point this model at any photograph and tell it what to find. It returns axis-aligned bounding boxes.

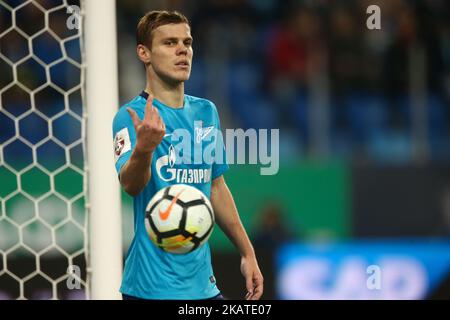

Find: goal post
[84,0,123,300]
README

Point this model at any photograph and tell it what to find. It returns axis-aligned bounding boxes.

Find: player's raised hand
[127,94,166,155]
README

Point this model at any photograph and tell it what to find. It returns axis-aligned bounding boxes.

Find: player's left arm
[210,176,264,300]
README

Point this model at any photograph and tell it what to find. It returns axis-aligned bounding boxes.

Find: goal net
[0,0,122,300]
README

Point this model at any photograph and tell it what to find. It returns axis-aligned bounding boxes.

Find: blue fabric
[112,92,229,299]
[122,293,225,300]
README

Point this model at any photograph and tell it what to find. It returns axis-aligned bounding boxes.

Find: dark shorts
[122,293,225,300]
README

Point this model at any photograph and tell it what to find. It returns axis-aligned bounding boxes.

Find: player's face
[149,23,193,84]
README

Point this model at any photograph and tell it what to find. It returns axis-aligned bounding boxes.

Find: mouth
[175,61,190,69]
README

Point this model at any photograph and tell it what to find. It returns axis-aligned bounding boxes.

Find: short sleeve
[112,107,136,176]
[211,103,229,180]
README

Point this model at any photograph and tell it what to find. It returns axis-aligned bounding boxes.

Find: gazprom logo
[155,145,211,184]
[168,145,176,168]
[156,145,177,182]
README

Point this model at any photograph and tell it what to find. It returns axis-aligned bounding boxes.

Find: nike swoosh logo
[159,189,183,221]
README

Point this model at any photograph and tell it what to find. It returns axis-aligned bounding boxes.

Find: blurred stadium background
[1,0,450,299]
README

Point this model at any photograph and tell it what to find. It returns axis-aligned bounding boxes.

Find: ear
[137,44,151,64]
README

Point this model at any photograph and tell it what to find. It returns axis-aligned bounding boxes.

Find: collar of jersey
[140,91,186,111]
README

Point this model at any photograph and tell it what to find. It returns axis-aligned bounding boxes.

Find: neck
[145,69,185,108]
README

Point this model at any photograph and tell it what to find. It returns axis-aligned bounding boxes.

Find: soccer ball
[145,184,215,254]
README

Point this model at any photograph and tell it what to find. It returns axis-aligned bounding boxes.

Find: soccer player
[112,10,263,300]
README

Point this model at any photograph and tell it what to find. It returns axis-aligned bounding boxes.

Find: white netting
[0,0,89,299]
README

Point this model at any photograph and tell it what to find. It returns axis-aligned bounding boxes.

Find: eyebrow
[161,37,193,42]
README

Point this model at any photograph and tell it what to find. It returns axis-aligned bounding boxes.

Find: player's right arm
[119,94,165,196]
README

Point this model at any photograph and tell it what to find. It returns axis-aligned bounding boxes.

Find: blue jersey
[112,91,229,299]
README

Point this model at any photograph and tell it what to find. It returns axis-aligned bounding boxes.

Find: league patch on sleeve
[114,128,131,162]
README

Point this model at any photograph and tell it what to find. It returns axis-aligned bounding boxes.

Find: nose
[176,43,188,56]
